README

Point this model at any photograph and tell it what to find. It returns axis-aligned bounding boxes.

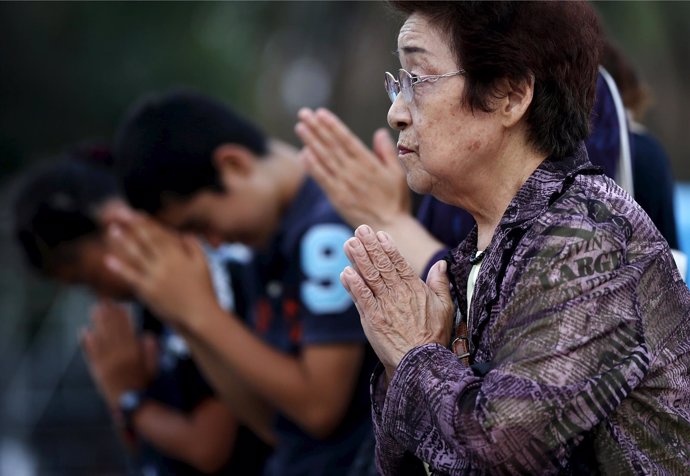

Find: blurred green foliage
[0,1,688,182]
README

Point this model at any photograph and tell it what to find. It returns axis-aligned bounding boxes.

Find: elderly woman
[338,2,690,474]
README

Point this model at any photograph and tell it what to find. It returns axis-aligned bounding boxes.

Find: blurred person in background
[602,40,679,250]
[105,90,379,476]
[12,147,271,475]
[317,1,689,473]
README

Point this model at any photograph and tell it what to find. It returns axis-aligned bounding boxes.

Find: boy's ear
[212,144,257,180]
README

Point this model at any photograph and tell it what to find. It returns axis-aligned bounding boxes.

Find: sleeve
[182,356,217,401]
[297,222,366,345]
[416,196,474,280]
[374,226,654,474]
[371,364,436,476]
[421,247,449,281]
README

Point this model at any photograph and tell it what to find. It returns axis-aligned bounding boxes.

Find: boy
[12,151,270,475]
[107,90,376,475]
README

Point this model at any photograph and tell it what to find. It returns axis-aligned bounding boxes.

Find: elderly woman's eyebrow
[393,46,429,57]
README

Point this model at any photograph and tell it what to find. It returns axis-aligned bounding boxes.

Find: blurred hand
[81,301,153,408]
[295,108,410,229]
[101,207,221,329]
[339,225,454,379]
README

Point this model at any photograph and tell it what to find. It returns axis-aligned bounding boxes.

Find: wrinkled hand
[339,225,454,379]
[102,207,221,329]
[81,301,156,408]
[295,108,410,229]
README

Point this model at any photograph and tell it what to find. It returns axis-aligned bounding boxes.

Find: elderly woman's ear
[496,75,535,128]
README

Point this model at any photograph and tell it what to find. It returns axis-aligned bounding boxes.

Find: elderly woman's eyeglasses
[384,68,465,104]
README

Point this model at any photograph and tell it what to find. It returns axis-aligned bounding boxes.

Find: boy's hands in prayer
[102,208,221,331]
[81,301,157,408]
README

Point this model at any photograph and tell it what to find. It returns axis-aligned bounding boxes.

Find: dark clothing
[631,130,679,248]
[244,179,376,476]
[586,72,624,182]
[135,310,271,476]
[416,197,474,279]
[372,145,690,474]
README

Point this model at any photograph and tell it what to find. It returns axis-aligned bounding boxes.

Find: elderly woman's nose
[387,95,410,130]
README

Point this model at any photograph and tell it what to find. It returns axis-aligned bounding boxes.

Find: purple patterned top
[371,144,690,475]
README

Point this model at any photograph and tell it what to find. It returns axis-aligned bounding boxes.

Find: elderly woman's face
[388,14,504,201]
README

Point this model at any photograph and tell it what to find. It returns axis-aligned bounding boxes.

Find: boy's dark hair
[12,149,120,274]
[113,89,269,214]
[390,1,602,159]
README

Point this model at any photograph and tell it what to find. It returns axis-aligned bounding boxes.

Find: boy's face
[156,153,280,249]
[51,235,133,299]
[156,187,276,249]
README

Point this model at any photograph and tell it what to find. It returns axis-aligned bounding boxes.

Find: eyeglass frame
[384,68,465,104]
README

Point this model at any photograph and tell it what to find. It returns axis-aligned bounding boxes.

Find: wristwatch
[117,389,148,431]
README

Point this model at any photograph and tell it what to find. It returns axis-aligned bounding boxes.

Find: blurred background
[0,2,688,474]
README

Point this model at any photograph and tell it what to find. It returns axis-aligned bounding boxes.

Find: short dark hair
[113,89,269,214]
[390,1,602,158]
[12,150,120,273]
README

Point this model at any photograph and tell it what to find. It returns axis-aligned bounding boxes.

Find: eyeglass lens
[384,72,398,103]
[384,70,415,104]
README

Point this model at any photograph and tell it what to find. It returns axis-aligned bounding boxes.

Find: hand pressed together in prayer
[80,301,157,408]
[339,225,455,380]
[102,207,221,331]
[295,108,410,229]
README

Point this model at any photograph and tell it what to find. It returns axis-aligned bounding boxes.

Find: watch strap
[117,389,148,431]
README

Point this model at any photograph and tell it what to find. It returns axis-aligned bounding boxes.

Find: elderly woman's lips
[398,146,414,155]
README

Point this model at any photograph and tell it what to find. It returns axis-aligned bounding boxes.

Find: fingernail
[109,224,121,238]
[346,237,362,250]
[376,231,389,244]
[339,270,351,291]
[438,260,447,273]
[359,225,372,236]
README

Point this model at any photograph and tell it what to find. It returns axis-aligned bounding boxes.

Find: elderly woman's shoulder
[517,173,667,273]
[544,173,658,241]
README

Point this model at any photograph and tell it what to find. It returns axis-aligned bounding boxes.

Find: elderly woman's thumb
[426,260,451,298]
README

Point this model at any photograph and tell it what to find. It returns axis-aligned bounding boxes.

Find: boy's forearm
[129,399,237,473]
[183,307,313,415]
[182,306,362,439]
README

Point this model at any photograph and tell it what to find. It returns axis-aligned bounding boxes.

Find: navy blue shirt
[244,179,376,476]
[135,306,271,475]
[134,310,218,476]
[630,130,678,248]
